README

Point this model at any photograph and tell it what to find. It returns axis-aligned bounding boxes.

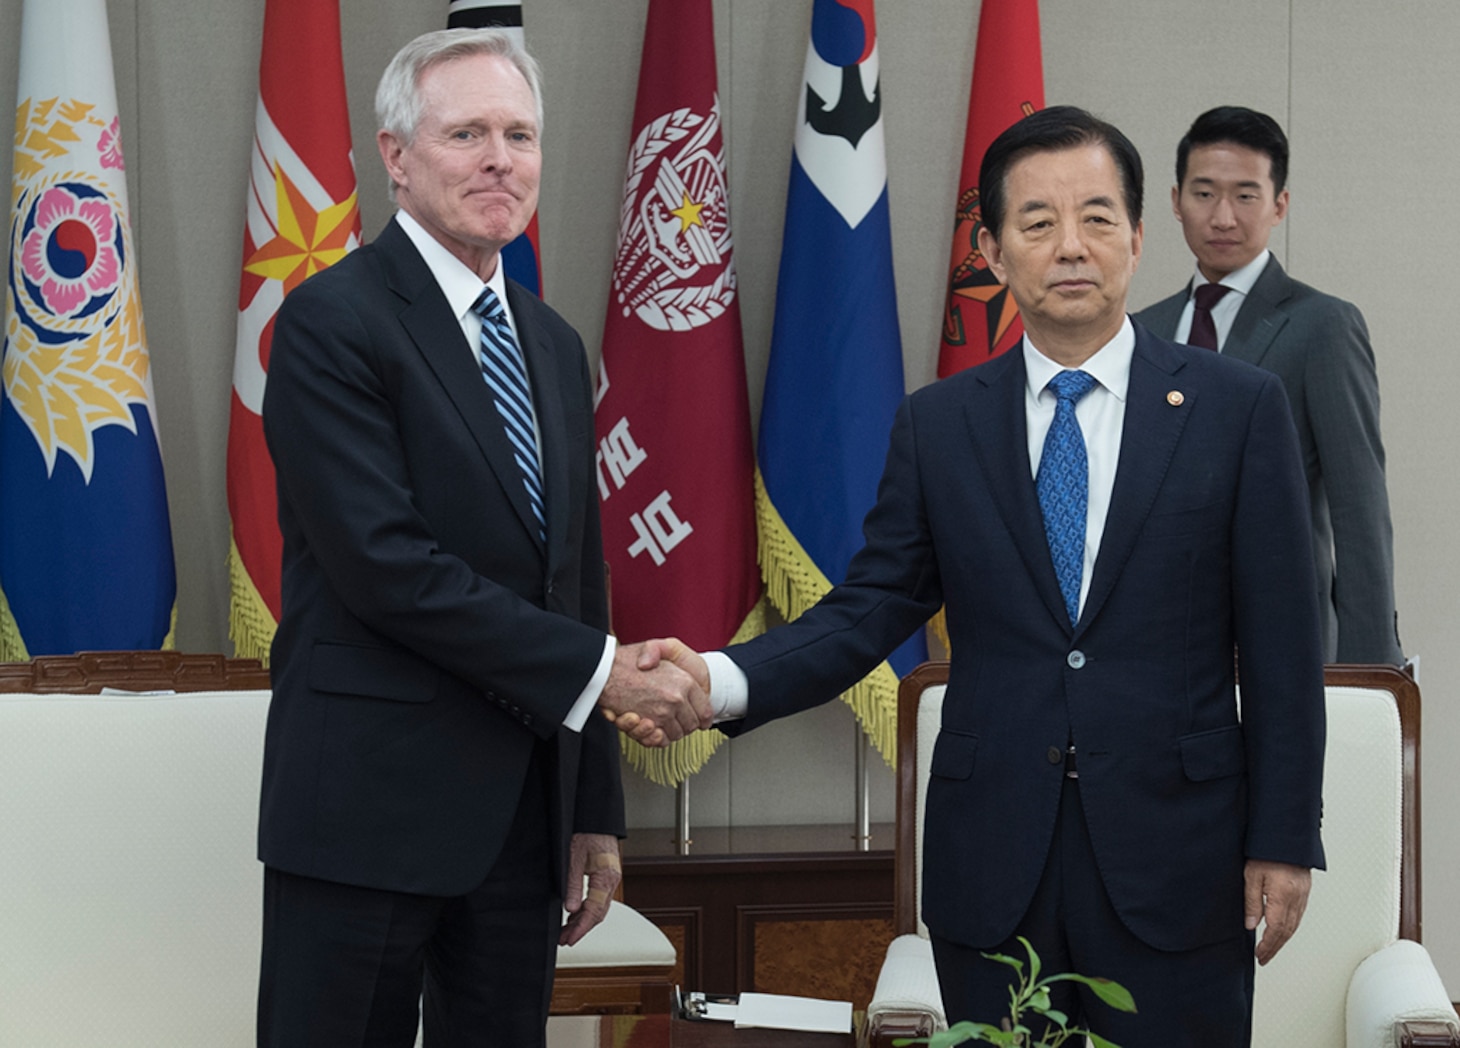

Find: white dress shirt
[1172,249,1270,352]
[704,318,1138,722]
[396,210,614,732]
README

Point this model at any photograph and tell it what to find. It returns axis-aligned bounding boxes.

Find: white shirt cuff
[562,635,616,732]
[702,650,748,721]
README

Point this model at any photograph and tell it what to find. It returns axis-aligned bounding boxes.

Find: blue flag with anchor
[755,0,925,765]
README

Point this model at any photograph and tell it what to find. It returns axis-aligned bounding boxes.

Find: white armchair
[864,662,1459,1048]
[0,651,674,1047]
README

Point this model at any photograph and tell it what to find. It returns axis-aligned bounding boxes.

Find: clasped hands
[598,638,711,747]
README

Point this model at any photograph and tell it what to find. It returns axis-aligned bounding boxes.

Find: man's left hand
[1244,859,1312,964]
[561,833,622,947]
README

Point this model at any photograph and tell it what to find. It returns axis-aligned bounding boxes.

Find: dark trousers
[257,754,560,1048]
[931,779,1254,1048]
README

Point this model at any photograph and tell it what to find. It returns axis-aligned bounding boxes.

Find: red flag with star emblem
[937,0,1044,376]
[595,0,762,783]
[226,0,360,659]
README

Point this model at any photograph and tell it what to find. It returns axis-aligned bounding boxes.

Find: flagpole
[675,780,691,855]
[854,722,870,852]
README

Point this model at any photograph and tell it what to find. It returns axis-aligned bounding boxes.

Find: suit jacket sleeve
[723,396,943,729]
[1302,301,1401,663]
[265,273,608,736]
[1231,373,1327,869]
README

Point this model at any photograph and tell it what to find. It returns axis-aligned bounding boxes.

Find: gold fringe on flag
[228,529,277,665]
[0,586,31,662]
[619,597,768,786]
[753,468,898,768]
[929,606,951,657]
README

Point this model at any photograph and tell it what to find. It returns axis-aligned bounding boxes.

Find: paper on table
[734,992,853,1033]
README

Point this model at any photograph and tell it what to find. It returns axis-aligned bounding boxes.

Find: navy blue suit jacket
[259,218,623,898]
[724,323,1325,952]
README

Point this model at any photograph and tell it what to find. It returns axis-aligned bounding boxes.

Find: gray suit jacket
[1136,255,1402,664]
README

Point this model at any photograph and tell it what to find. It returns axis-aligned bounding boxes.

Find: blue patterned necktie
[472,286,547,543]
[1037,369,1098,626]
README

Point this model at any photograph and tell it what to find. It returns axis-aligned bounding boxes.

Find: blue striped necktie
[1037,369,1098,626]
[472,286,546,542]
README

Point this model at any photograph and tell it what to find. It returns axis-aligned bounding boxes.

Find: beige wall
[3,0,1457,989]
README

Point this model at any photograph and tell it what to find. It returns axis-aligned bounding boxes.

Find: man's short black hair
[979,105,1144,240]
[1175,106,1289,194]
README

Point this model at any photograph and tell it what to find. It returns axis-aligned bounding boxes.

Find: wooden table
[671,1017,855,1046]
[592,1014,856,1047]
[621,824,895,1012]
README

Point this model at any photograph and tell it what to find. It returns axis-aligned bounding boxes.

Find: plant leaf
[1044,974,1137,1013]
[980,950,1026,977]
[1085,1032,1126,1048]
[1018,936,1042,984]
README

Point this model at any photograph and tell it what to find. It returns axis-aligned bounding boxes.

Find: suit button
[1067,650,1086,669]
[1047,746,1063,765]
[546,580,555,596]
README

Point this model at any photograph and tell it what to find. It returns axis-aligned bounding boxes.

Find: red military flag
[595,0,762,783]
[937,0,1044,377]
[227,0,360,660]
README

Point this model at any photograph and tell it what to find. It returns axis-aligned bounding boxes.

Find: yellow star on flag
[669,192,705,233]
[244,162,359,295]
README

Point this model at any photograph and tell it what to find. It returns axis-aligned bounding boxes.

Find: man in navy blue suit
[636,107,1325,1046]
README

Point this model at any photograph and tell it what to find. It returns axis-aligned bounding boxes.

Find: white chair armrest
[867,934,945,1028]
[554,902,675,969]
[1347,939,1459,1048]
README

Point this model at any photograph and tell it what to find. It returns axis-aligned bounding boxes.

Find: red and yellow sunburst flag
[596,0,763,784]
[0,0,176,659]
[227,0,360,661]
[936,0,1044,377]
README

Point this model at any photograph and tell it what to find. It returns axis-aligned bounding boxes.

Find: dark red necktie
[1188,283,1232,350]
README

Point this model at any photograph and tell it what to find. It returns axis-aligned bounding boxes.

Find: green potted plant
[895,936,1136,1048]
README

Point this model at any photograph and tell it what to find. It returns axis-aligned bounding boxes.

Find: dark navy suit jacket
[724,322,1325,952]
[259,218,623,898]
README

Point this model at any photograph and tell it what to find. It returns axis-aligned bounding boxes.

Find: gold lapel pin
[1167,390,1185,406]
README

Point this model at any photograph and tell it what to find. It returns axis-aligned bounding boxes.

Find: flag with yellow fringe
[226,0,360,663]
[754,0,925,767]
[596,0,764,785]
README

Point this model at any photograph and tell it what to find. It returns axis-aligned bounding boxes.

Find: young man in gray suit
[1135,106,1402,665]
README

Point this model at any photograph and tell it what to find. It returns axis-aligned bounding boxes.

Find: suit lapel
[1224,256,1292,368]
[1138,286,1189,340]
[963,350,1071,632]
[379,220,547,555]
[1078,329,1194,634]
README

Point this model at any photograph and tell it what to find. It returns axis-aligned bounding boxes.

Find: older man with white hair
[256,28,708,1047]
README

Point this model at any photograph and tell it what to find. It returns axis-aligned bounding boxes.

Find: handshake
[597,638,712,747]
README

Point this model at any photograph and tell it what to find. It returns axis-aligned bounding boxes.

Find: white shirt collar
[1022,316,1135,405]
[394,209,510,324]
[1190,248,1270,298]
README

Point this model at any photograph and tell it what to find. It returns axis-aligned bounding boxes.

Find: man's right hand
[598,639,712,746]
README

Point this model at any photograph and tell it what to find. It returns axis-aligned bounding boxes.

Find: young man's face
[1173,142,1288,283]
